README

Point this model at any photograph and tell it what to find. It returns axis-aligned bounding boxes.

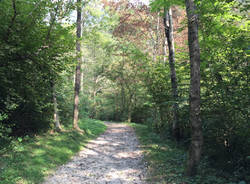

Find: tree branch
[5,0,17,41]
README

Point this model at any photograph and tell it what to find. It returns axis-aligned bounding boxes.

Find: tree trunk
[127,96,132,123]
[127,105,132,123]
[52,83,62,132]
[163,7,180,140]
[92,90,97,118]
[185,0,203,176]
[73,0,83,132]
[5,0,17,41]
[163,41,167,63]
[153,12,160,62]
[120,83,125,118]
[115,92,119,121]
[46,7,62,133]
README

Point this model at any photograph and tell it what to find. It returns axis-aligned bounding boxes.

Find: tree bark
[185,0,203,176]
[127,104,132,123]
[153,12,160,62]
[163,41,167,63]
[52,83,62,132]
[127,94,133,123]
[46,6,62,132]
[163,7,180,140]
[5,0,17,41]
[73,0,83,132]
[92,79,97,118]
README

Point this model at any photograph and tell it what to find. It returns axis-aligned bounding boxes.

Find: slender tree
[46,4,63,132]
[52,83,62,132]
[185,0,203,176]
[163,6,179,140]
[73,0,84,132]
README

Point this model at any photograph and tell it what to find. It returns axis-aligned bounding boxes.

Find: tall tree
[47,7,63,132]
[73,0,84,132]
[163,6,179,140]
[185,0,203,176]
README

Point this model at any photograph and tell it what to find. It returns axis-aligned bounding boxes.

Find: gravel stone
[44,122,147,184]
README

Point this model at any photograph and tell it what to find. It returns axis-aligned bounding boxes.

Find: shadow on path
[44,122,147,184]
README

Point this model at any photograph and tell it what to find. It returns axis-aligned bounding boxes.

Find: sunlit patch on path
[44,122,147,184]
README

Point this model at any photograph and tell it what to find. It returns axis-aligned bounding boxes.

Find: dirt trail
[44,122,147,184]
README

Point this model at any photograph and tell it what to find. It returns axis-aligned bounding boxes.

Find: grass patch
[129,123,240,184]
[0,119,106,184]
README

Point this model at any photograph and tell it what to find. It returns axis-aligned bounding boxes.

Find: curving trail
[44,122,147,184]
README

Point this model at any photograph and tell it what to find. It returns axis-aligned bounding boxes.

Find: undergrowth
[130,123,246,184]
[0,119,106,184]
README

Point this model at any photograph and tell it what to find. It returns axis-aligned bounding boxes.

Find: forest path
[44,122,147,184]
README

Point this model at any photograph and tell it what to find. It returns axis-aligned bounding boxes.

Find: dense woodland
[0,0,249,183]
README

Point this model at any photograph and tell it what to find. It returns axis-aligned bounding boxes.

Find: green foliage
[143,53,190,136]
[150,0,184,12]
[130,122,242,184]
[55,72,75,126]
[80,9,151,122]
[0,119,106,184]
[146,0,249,181]
[0,113,13,151]
[197,0,249,177]
[0,0,75,136]
[0,0,249,182]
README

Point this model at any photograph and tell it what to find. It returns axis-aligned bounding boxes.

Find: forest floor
[43,122,147,184]
[0,119,106,184]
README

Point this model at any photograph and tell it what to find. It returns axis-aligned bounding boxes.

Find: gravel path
[44,122,147,184]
